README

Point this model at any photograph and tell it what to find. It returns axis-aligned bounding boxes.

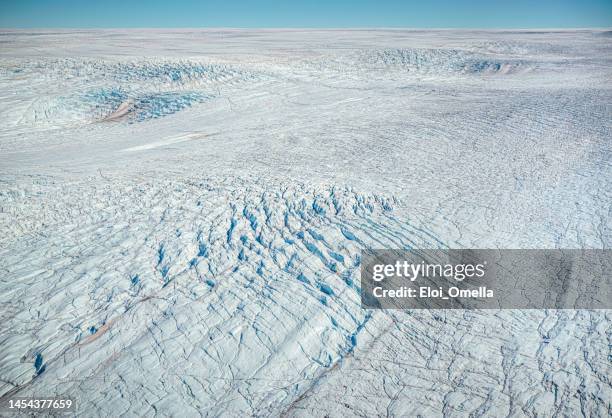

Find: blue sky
[1,0,611,28]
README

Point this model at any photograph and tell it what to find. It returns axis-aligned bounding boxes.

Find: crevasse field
[0,30,610,417]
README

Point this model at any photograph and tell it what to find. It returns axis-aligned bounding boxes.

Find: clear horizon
[1,0,611,29]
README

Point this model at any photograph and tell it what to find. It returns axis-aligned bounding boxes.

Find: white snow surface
[0,29,611,417]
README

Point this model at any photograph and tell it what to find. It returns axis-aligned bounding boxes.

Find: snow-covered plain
[0,29,610,416]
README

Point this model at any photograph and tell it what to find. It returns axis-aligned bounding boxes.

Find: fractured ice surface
[0,30,611,416]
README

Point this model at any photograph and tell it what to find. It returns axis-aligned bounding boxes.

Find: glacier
[0,29,611,417]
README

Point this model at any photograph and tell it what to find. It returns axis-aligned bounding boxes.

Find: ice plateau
[0,29,611,417]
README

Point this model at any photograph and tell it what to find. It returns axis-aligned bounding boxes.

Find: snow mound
[0,175,446,415]
[358,48,531,74]
[301,48,535,76]
[0,59,267,128]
